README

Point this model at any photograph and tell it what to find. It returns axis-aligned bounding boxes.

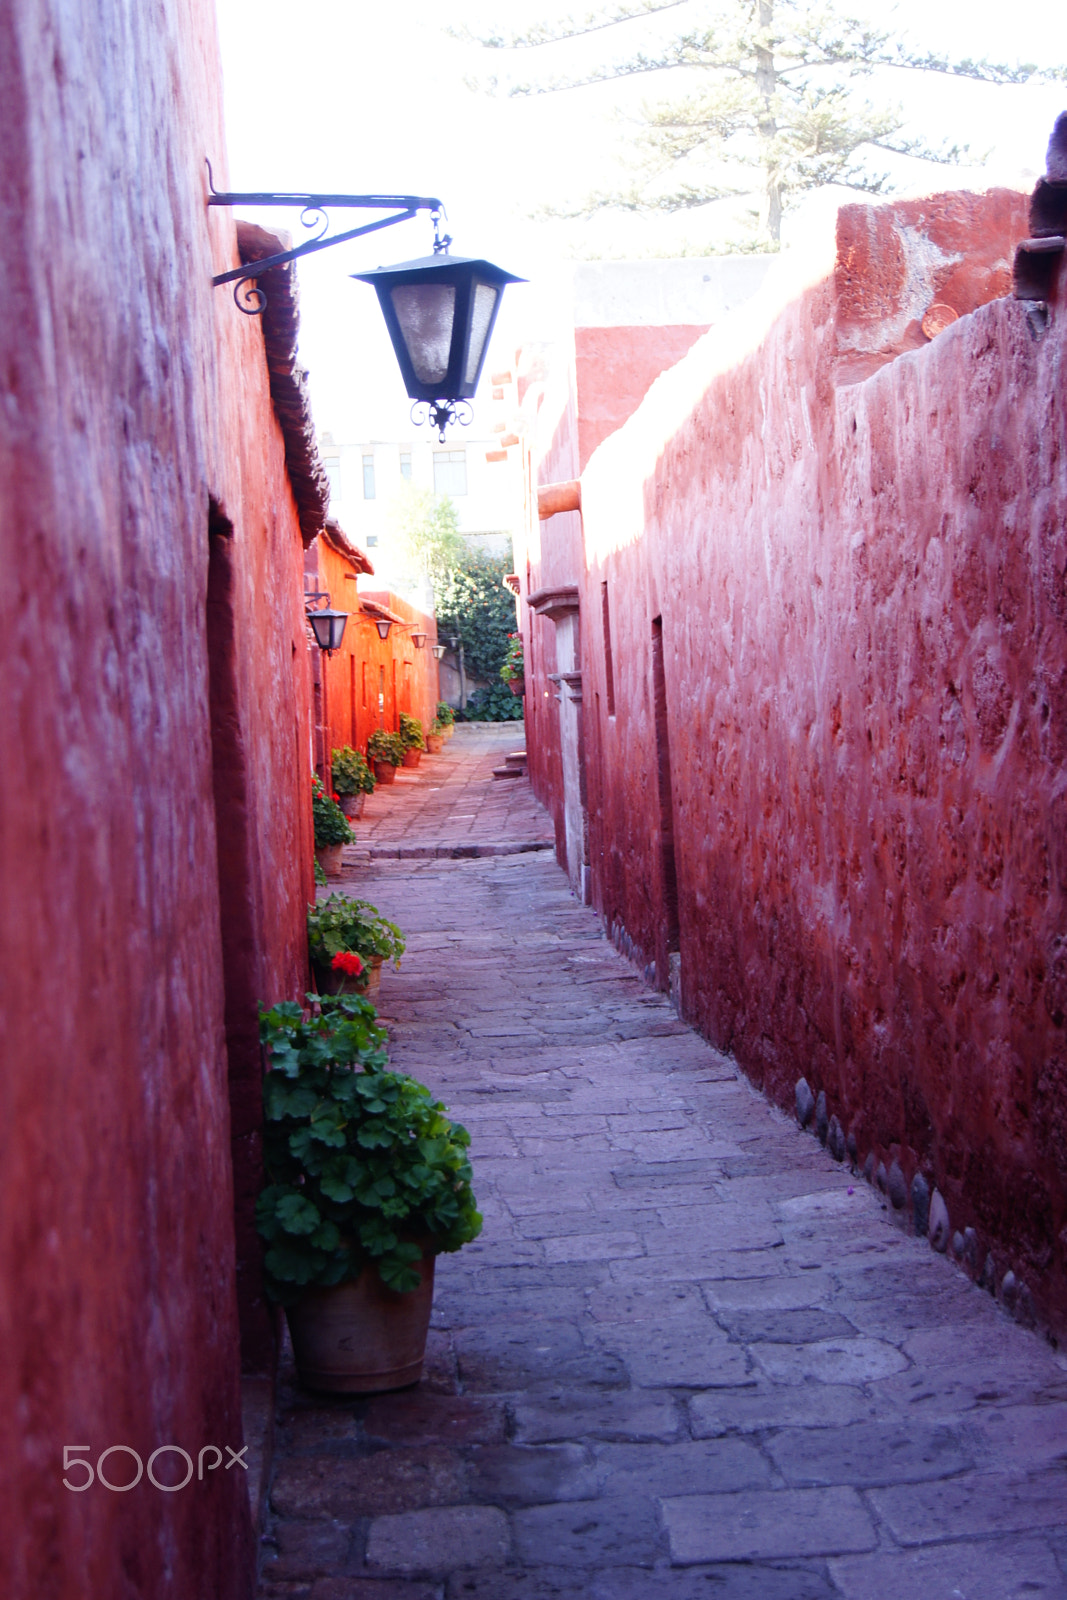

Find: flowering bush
[307,893,406,973]
[435,701,455,728]
[312,775,355,847]
[500,632,525,682]
[398,712,425,752]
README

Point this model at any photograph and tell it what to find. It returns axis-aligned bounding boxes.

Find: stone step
[492,764,525,780]
[505,751,528,767]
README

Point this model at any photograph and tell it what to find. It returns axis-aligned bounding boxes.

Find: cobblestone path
[262,725,1067,1600]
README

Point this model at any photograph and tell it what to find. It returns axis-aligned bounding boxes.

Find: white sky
[214,0,1067,440]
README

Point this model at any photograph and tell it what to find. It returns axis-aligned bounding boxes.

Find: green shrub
[398,713,425,752]
[367,729,404,766]
[307,894,406,971]
[435,701,455,727]
[256,996,482,1300]
[332,745,375,795]
[459,682,524,722]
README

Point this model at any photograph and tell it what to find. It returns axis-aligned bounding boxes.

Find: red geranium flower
[331,950,364,976]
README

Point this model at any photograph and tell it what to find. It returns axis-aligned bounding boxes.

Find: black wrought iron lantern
[374,618,394,641]
[307,605,349,655]
[352,254,524,438]
[410,630,427,650]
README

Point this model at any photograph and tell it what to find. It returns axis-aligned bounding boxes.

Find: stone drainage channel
[261,723,1067,1599]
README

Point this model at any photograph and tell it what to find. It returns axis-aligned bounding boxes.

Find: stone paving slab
[263,741,1067,1599]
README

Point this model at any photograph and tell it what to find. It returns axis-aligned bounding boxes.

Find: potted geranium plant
[307,893,406,998]
[425,718,444,755]
[367,728,404,785]
[398,712,425,769]
[331,745,375,818]
[435,701,455,739]
[256,995,482,1392]
[501,633,525,695]
[312,775,354,877]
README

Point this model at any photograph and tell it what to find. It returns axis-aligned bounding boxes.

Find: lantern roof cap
[351,254,525,286]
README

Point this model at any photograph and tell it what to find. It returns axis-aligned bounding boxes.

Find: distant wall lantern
[374,618,394,641]
[431,643,447,661]
[207,166,522,440]
[410,631,427,650]
[304,590,349,655]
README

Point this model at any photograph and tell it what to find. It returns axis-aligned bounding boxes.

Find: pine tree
[461,0,1065,245]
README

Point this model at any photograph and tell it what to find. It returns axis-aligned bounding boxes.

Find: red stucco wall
[575,324,709,470]
[0,0,313,1593]
[523,188,1067,1330]
[317,556,440,759]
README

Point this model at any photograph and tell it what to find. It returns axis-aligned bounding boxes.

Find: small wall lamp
[431,643,447,660]
[410,631,427,650]
[374,618,394,641]
[305,589,349,655]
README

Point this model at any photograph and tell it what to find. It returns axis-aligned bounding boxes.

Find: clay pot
[373,760,397,785]
[338,793,365,819]
[425,734,443,755]
[314,843,344,877]
[402,748,421,768]
[286,1254,436,1393]
[508,678,524,696]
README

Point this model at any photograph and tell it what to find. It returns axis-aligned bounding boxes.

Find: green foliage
[331,745,375,796]
[368,729,404,766]
[436,549,518,684]
[256,996,482,1300]
[314,857,328,887]
[393,486,516,683]
[501,633,525,681]
[307,894,406,971]
[312,775,355,847]
[435,701,455,727]
[460,681,525,722]
[398,713,425,752]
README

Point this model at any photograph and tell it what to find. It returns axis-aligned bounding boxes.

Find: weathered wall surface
[574,325,709,469]
[0,0,313,1592]
[523,186,1067,1330]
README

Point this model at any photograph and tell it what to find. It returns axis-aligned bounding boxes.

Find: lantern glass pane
[391,284,456,385]
[328,614,348,652]
[309,613,332,650]
[463,282,499,385]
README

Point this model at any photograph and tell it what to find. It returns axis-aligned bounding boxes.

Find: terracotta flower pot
[338,793,365,819]
[286,1254,436,1393]
[425,734,443,755]
[508,678,524,696]
[315,843,344,877]
[373,760,397,785]
[402,748,421,768]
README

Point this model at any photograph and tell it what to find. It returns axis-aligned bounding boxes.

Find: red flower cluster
[331,950,364,976]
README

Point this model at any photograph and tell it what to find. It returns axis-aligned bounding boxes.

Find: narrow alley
[261,725,1067,1599]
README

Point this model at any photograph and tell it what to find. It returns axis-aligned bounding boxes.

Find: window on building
[433,449,467,497]
[367,535,378,548]
[399,451,412,481]
[323,458,340,505]
[362,453,376,499]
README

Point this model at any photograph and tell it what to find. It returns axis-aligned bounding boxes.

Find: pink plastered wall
[523,186,1067,1331]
